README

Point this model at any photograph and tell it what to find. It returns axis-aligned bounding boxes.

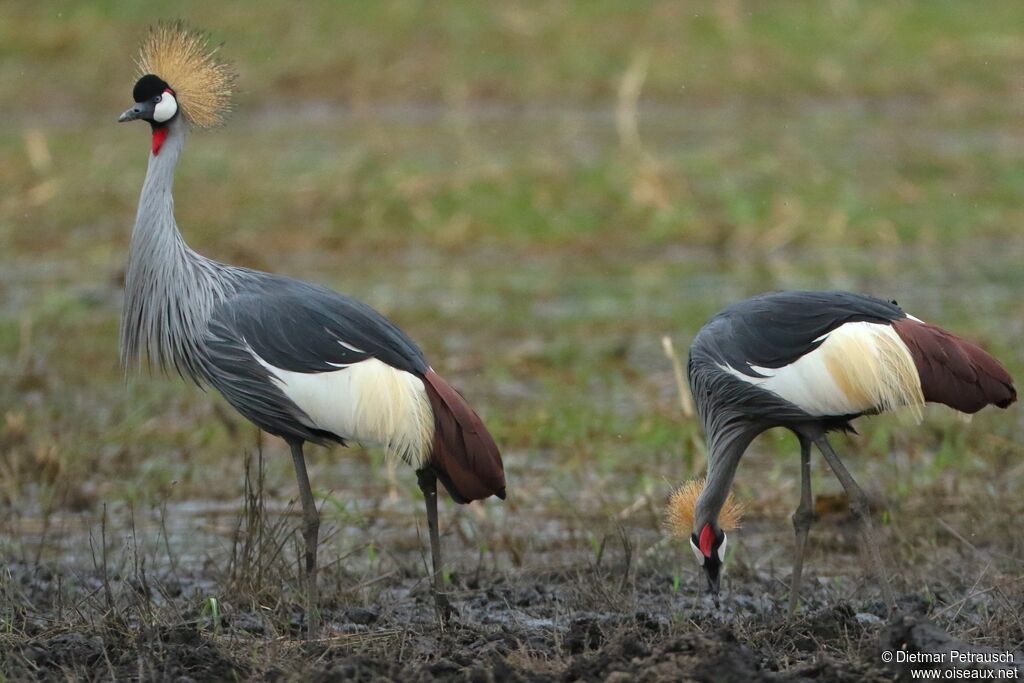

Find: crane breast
[252,353,434,466]
[720,321,925,419]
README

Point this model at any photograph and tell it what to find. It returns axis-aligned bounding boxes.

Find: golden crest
[135,22,237,128]
[664,478,744,537]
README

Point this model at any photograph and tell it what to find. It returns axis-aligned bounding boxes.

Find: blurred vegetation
[4,1,1024,111]
[0,1,1021,554]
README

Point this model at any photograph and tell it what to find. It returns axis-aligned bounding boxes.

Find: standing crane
[117,24,505,632]
[665,290,1015,613]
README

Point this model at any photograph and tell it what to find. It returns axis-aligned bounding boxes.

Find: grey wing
[201,277,429,444]
[687,290,904,430]
[226,278,427,373]
[694,290,906,377]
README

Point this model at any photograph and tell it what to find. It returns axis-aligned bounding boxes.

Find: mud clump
[882,613,1022,682]
[22,633,104,671]
[565,628,768,682]
[788,603,869,651]
[3,624,248,682]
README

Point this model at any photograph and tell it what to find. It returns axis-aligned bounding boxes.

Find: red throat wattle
[699,523,715,558]
[151,127,169,155]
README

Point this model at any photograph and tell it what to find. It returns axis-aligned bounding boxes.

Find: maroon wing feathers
[422,369,506,503]
[891,318,1016,414]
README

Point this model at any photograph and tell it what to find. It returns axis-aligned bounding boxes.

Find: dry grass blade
[615,50,649,153]
[661,336,694,419]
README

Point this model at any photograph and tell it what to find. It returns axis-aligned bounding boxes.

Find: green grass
[4,2,1024,114]
[0,1,1022,545]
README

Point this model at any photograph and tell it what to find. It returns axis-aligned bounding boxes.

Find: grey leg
[289,440,320,637]
[789,434,814,615]
[417,468,453,624]
[814,435,896,610]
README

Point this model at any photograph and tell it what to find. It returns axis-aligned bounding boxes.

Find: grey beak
[119,103,150,123]
[705,569,721,608]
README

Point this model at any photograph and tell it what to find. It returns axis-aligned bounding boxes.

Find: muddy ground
[1,489,1021,682]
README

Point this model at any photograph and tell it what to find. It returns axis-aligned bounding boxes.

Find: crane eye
[153,95,162,103]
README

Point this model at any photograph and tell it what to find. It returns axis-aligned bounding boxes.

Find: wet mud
[2,557,1014,682]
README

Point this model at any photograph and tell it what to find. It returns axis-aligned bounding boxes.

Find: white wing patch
[253,354,434,466]
[721,321,924,419]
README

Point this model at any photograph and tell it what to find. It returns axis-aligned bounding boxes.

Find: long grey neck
[120,116,235,383]
[693,412,762,532]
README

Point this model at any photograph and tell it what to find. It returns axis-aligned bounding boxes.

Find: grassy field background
[1,2,1023,678]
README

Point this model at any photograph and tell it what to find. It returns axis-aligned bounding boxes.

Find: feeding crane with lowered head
[665,290,1015,613]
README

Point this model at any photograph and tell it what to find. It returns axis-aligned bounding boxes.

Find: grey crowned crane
[665,290,1016,613]
[117,25,505,630]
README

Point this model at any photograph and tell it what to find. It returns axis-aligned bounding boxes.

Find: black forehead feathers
[133,74,170,102]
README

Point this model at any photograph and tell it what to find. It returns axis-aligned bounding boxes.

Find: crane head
[119,22,236,135]
[119,75,178,126]
[690,523,727,606]
[664,479,743,608]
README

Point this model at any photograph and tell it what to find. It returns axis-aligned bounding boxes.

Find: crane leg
[416,468,453,624]
[813,435,896,611]
[289,440,320,637]
[789,434,814,616]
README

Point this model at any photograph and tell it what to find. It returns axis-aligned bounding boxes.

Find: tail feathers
[422,369,506,504]
[891,318,1016,414]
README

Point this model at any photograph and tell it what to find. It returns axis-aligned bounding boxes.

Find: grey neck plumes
[120,116,235,383]
[692,405,762,533]
[692,417,757,528]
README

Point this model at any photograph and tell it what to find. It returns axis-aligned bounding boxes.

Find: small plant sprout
[588,532,601,559]
[201,596,221,633]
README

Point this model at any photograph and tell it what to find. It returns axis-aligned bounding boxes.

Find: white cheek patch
[153,92,178,123]
[689,538,705,566]
[717,533,728,562]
